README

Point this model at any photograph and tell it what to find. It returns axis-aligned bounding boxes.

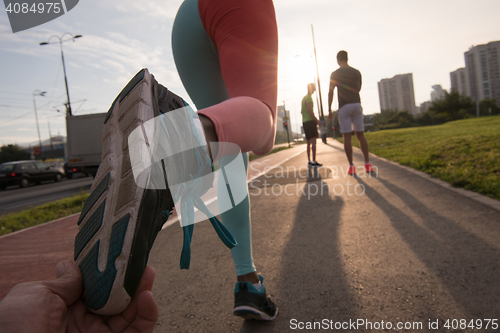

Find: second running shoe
[233,275,278,321]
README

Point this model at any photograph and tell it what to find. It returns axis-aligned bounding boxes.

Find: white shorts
[338,102,364,133]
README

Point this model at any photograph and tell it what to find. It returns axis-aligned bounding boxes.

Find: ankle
[237,272,260,284]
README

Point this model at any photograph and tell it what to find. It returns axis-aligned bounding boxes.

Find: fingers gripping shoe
[73,69,179,315]
[233,275,278,321]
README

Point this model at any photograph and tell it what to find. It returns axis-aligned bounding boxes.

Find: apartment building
[450,67,470,97]
[451,40,500,103]
[378,73,418,116]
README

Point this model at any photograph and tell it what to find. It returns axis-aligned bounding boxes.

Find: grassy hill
[345,115,500,200]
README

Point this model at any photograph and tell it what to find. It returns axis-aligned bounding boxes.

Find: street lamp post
[32,90,46,158]
[40,33,82,116]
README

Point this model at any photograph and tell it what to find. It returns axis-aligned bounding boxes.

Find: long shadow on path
[240,164,355,332]
[355,175,500,320]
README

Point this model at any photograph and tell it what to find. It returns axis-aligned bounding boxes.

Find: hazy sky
[0,0,499,146]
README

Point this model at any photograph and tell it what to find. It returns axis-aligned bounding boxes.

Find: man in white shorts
[328,51,372,175]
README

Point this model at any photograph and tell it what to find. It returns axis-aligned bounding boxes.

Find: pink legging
[173,0,278,159]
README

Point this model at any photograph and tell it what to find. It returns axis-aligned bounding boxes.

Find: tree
[373,109,397,127]
[387,110,415,127]
[429,91,474,121]
[0,144,30,164]
[479,98,500,116]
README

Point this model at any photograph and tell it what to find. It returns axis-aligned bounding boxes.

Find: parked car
[0,160,64,189]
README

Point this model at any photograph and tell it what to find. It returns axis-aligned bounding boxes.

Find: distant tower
[450,67,470,97]
[378,73,418,116]
[464,40,500,103]
[431,84,447,101]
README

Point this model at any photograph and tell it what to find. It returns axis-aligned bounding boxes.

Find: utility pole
[48,121,54,158]
[311,24,326,143]
[32,90,46,159]
[283,101,290,147]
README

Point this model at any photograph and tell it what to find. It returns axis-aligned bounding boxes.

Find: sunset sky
[0,0,499,145]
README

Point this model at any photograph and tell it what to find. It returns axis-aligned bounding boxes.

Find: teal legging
[172,0,255,276]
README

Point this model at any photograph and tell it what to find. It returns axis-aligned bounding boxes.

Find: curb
[0,213,80,240]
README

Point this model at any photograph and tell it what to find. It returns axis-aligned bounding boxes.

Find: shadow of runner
[240,164,355,332]
[355,175,500,320]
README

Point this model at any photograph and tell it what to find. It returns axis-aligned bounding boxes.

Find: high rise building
[431,84,447,101]
[378,73,418,116]
[419,101,433,114]
[464,40,500,102]
[450,67,470,97]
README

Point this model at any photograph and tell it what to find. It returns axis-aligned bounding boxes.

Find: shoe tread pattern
[77,173,110,226]
[79,69,153,313]
[104,69,146,124]
[74,200,106,260]
[78,215,130,311]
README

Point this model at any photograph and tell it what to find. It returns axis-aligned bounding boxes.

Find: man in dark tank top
[328,50,373,175]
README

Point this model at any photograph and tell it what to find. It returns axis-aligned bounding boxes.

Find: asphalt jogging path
[1,141,500,333]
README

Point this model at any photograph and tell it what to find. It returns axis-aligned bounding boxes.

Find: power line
[0,110,34,126]
[0,90,32,96]
[0,104,31,110]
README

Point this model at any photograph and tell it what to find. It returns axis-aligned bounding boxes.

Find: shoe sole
[233,306,278,321]
[74,68,177,315]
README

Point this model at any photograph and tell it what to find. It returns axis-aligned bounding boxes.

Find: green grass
[0,191,90,236]
[340,116,500,200]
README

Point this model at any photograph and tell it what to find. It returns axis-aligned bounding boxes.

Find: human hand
[0,260,159,333]
[328,111,333,120]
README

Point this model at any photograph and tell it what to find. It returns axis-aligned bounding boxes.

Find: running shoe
[74,69,176,315]
[365,163,373,173]
[348,165,356,175]
[308,161,322,167]
[233,275,278,321]
[74,68,235,315]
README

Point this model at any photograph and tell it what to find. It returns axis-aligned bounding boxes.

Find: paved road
[0,176,93,216]
[1,141,499,333]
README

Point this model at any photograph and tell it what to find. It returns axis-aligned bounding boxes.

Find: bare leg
[311,137,317,161]
[355,131,370,163]
[237,272,260,284]
[306,139,313,161]
[343,132,353,165]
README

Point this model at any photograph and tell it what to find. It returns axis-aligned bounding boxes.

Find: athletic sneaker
[308,161,322,167]
[74,68,235,315]
[348,165,356,175]
[365,163,373,173]
[233,275,278,321]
